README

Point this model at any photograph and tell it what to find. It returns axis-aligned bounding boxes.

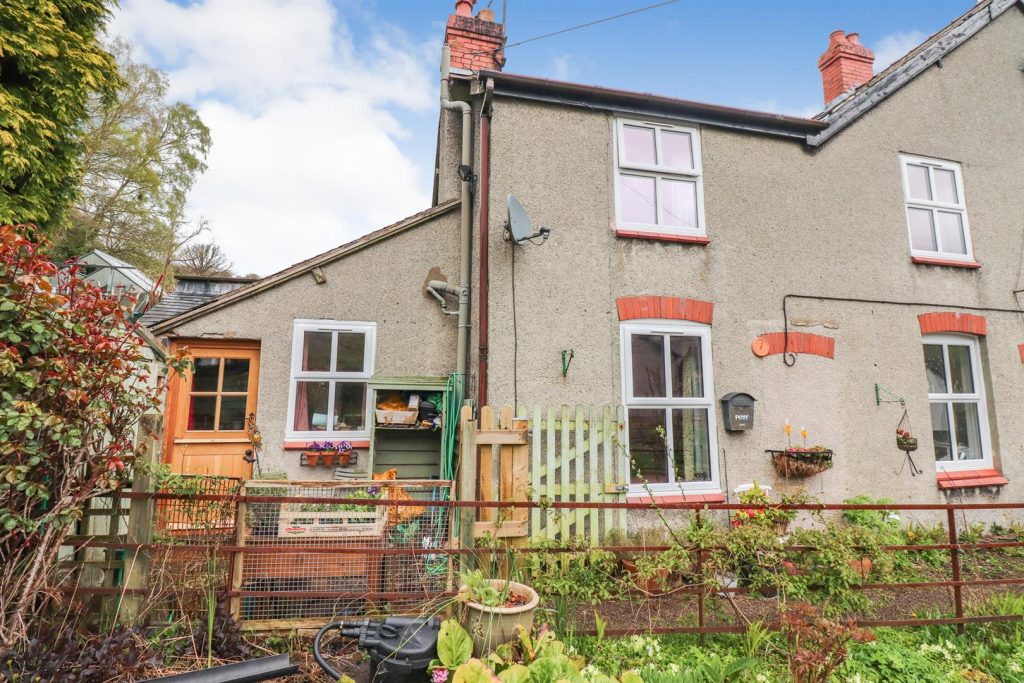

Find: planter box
[277,495,388,538]
[375,409,418,426]
[767,449,833,477]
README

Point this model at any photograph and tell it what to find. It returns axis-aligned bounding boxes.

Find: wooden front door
[166,341,260,479]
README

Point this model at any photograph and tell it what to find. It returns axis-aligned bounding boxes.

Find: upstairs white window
[922,335,992,471]
[620,321,719,493]
[286,320,375,439]
[900,155,974,261]
[614,119,705,237]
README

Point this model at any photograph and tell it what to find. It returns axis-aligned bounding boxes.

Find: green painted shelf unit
[367,375,449,480]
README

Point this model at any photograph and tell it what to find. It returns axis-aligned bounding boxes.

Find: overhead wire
[466,0,682,57]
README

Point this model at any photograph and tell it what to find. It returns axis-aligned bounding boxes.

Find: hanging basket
[896,435,918,452]
[767,449,833,477]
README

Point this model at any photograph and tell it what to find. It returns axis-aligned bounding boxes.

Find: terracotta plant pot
[849,557,872,578]
[337,451,352,467]
[782,560,807,576]
[461,580,539,655]
[301,451,320,467]
[622,559,671,594]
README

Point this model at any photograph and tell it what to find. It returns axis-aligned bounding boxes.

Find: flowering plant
[305,440,353,453]
[731,483,800,529]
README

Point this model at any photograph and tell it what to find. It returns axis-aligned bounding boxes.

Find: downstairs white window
[620,321,719,493]
[286,320,375,439]
[922,334,992,471]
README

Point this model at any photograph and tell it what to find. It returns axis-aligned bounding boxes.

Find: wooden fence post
[947,507,964,633]
[230,489,247,621]
[121,413,160,624]
[458,406,477,573]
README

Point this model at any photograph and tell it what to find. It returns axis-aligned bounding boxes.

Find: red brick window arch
[616,296,713,325]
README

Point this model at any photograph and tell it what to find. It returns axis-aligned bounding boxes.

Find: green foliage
[437,620,474,670]
[58,40,213,280]
[460,570,509,608]
[0,0,121,228]
[778,603,874,683]
[838,638,947,682]
[0,227,188,643]
[521,540,619,606]
[785,524,888,615]
[639,656,756,683]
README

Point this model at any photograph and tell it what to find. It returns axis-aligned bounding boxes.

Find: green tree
[0,0,121,228]
[60,40,212,280]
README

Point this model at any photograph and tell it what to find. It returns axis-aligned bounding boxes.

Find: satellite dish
[506,194,550,245]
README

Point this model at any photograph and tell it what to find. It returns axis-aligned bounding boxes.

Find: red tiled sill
[937,468,1008,490]
[284,440,370,450]
[615,229,711,245]
[627,492,726,504]
[911,256,981,269]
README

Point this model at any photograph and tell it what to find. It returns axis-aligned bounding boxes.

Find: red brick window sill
[627,492,726,504]
[284,440,370,450]
[615,229,710,245]
[936,468,1008,490]
[911,256,981,269]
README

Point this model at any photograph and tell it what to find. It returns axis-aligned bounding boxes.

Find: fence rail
[60,492,1024,634]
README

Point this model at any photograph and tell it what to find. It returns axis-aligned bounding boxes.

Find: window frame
[619,320,720,494]
[613,118,706,238]
[285,319,376,440]
[899,154,974,262]
[922,333,992,472]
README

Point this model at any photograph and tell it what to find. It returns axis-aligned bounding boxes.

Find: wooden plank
[530,406,541,539]
[588,405,599,547]
[559,405,570,540]
[546,406,557,540]
[230,498,246,620]
[603,405,614,536]
[617,405,628,532]
[511,443,529,524]
[475,430,527,445]
[479,407,494,522]
[473,520,528,538]
[457,409,477,570]
[574,405,585,539]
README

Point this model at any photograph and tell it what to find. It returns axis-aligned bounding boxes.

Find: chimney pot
[818,29,875,105]
[477,8,495,22]
[454,0,474,17]
[444,0,506,72]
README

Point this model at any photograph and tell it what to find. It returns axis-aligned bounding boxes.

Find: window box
[766,448,834,478]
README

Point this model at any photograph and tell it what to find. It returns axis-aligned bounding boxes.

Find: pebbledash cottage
[147,0,1024,508]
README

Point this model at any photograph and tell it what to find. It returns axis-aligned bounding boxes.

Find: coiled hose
[313,620,360,679]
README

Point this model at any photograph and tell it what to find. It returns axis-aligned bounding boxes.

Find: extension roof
[149,199,460,335]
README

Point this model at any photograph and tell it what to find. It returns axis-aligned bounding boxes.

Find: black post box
[720,392,755,431]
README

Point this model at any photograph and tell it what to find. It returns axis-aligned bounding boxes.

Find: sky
[109,0,974,276]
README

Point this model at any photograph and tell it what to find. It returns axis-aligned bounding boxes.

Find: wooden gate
[459,405,629,547]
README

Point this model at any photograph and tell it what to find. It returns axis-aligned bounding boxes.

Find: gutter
[477,78,494,408]
[440,44,473,386]
[480,70,826,140]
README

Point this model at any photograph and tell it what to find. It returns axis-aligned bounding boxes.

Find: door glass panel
[670,335,703,397]
[622,125,656,165]
[222,358,250,392]
[188,396,216,431]
[302,331,332,371]
[631,334,666,398]
[661,130,693,169]
[947,345,975,394]
[293,381,329,431]
[937,212,966,254]
[628,408,668,483]
[934,169,958,203]
[619,175,656,224]
[659,178,697,228]
[923,344,947,393]
[952,402,983,461]
[908,208,936,251]
[930,402,952,462]
[672,408,711,482]
[333,382,366,432]
[192,358,220,392]
[218,396,247,431]
[336,332,366,372]
[906,164,931,200]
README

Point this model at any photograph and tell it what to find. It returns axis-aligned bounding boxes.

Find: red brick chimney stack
[445,0,506,72]
[818,30,875,104]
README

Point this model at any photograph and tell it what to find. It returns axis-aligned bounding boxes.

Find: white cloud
[110,0,435,275]
[546,52,575,81]
[872,30,927,72]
